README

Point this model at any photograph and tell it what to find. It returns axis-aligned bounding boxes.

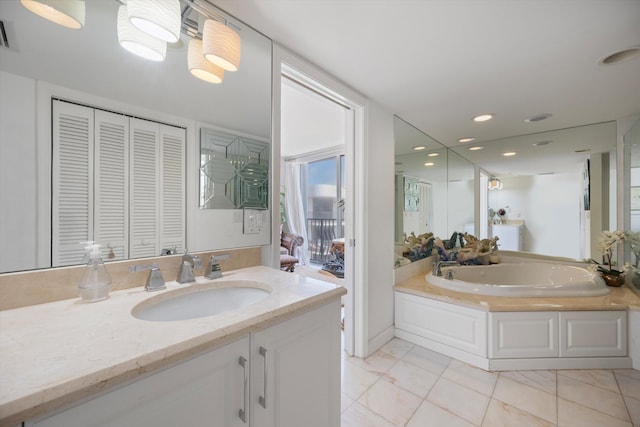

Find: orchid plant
[594,230,625,276]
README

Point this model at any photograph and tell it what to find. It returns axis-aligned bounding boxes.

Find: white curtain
[283,160,309,265]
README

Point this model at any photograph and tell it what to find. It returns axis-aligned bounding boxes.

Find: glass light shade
[117,5,166,62]
[188,39,224,84]
[203,19,241,72]
[127,0,181,43]
[20,0,85,29]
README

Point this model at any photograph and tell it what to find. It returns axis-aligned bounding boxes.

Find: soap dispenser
[78,243,112,302]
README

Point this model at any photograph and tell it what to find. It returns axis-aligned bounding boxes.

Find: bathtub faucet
[434,260,459,277]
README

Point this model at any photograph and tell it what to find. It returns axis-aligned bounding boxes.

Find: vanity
[0,266,346,427]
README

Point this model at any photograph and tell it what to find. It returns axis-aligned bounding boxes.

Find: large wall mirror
[395,116,618,265]
[0,1,272,273]
[394,116,475,265]
[451,121,617,261]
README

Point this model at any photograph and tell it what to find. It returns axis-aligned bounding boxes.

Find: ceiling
[214,0,640,175]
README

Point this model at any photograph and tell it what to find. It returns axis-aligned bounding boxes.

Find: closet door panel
[94,110,129,261]
[159,125,185,254]
[52,100,93,266]
[129,118,160,258]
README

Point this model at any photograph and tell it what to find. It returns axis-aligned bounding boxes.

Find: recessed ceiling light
[502,152,516,157]
[599,46,640,65]
[574,148,591,153]
[473,114,494,122]
[413,146,426,151]
[533,140,552,147]
[424,162,435,166]
[525,113,552,123]
[458,137,475,143]
[427,153,439,157]
[468,146,484,151]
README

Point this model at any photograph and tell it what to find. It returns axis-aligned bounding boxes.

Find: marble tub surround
[0,266,347,426]
[0,246,262,311]
[396,271,640,312]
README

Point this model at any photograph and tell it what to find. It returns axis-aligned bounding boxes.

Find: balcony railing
[306,218,341,263]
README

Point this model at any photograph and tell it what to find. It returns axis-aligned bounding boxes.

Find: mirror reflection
[394,116,475,266]
[0,1,272,273]
[395,116,618,264]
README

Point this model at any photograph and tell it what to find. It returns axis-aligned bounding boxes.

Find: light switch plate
[243,208,266,234]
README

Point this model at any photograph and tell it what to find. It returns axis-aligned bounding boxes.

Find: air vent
[0,20,9,48]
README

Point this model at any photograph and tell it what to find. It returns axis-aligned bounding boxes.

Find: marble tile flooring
[341,338,640,427]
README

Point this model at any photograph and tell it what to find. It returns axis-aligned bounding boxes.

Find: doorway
[278,61,361,356]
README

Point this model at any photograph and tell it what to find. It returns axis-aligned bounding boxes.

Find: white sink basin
[132,280,271,321]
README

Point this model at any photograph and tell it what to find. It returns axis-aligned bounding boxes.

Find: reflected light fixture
[127,0,181,43]
[188,39,224,84]
[473,114,494,122]
[458,137,475,143]
[488,177,503,190]
[117,5,167,62]
[203,19,242,71]
[20,0,85,29]
[413,146,426,151]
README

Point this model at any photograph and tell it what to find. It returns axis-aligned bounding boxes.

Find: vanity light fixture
[117,5,167,62]
[188,39,224,84]
[427,152,439,157]
[20,0,85,29]
[424,162,435,167]
[413,146,426,151]
[203,19,242,72]
[458,137,475,143]
[473,114,494,122]
[502,151,517,157]
[127,0,181,43]
[488,177,503,190]
[468,146,484,151]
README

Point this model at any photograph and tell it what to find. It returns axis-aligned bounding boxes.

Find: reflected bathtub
[426,263,610,297]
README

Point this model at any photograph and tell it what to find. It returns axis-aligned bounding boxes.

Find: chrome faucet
[177,250,201,283]
[434,260,459,277]
[205,254,230,280]
[130,263,166,292]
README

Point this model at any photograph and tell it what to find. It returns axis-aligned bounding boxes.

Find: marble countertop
[396,272,640,312]
[0,266,346,426]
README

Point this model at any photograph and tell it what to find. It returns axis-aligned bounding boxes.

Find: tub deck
[395,271,640,312]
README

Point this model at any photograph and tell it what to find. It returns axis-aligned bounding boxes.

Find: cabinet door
[29,336,250,427]
[251,300,342,427]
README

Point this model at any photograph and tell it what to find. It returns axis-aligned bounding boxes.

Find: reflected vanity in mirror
[0,1,272,273]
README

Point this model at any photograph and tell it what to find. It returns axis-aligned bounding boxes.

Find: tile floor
[341,338,640,427]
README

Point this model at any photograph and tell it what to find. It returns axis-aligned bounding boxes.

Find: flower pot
[601,273,625,287]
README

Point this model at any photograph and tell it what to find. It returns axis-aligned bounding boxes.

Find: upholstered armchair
[280,231,304,272]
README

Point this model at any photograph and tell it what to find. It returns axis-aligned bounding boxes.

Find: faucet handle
[205,254,229,280]
[130,263,166,291]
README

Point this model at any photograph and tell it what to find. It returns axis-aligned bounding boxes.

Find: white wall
[488,173,582,259]
[366,104,396,352]
[0,71,38,272]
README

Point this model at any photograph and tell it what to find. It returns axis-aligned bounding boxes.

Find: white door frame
[272,44,368,357]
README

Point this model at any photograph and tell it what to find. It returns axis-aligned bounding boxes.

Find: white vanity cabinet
[27,336,250,427]
[26,300,341,427]
[250,300,342,427]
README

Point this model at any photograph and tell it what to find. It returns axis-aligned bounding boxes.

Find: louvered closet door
[52,100,94,266]
[129,118,160,258]
[94,110,129,261]
[159,125,185,254]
